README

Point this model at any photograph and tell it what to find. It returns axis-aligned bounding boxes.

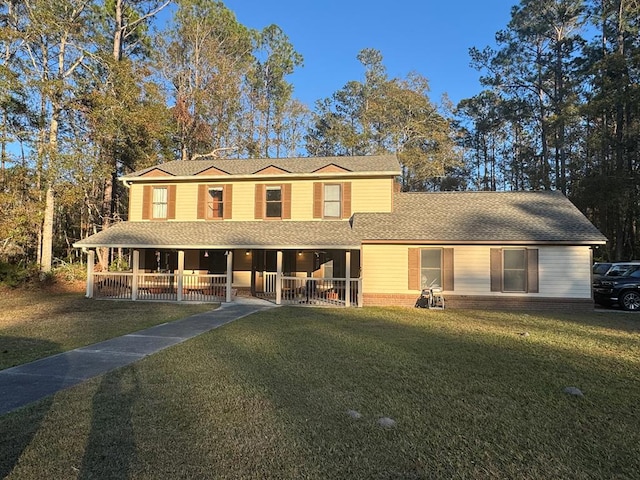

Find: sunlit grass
[0,290,215,369]
[1,307,639,479]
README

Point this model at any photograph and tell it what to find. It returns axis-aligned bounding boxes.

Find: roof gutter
[119,170,401,183]
[360,239,607,246]
[73,242,362,250]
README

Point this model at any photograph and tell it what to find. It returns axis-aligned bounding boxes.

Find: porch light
[204,251,209,257]
[245,250,251,256]
[298,251,303,256]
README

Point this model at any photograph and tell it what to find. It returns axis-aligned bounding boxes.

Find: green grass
[1,307,639,479]
[0,290,215,369]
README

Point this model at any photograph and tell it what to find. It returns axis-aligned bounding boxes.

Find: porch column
[131,250,139,301]
[226,250,233,303]
[85,250,95,298]
[276,250,283,305]
[345,250,351,307]
[177,250,184,301]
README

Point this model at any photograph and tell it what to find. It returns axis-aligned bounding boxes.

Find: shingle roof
[352,191,607,244]
[74,191,606,249]
[74,220,360,249]
[124,155,401,178]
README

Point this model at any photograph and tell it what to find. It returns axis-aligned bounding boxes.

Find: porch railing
[94,272,133,299]
[180,273,228,302]
[263,276,362,307]
[136,272,177,301]
[92,272,362,307]
[93,272,228,302]
[264,272,277,294]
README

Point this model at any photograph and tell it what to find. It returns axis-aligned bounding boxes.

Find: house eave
[73,242,362,250]
[360,239,607,246]
[120,170,401,184]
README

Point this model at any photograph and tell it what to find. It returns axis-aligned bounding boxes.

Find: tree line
[0,0,637,273]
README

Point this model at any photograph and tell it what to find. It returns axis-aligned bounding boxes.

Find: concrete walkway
[0,297,276,416]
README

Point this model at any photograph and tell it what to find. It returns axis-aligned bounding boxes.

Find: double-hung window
[420,249,442,289]
[152,187,168,219]
[313,182,351,219]
[207,187,224,219]
[265,186,282,218]
[503,249,526,292]
[142,184,175,220]
[323,184,341,218]
[255,184,290,219]
[408,248,454,291]
[490,248,539,293]
[198,184,231,220]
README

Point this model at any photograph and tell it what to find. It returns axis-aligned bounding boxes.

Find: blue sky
[222,1,517,108]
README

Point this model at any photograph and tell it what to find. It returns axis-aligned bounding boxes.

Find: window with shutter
[152,187,168,219]
[313,182,351,219]
[256,184,290,219]
[265,186,282,218]
[207,187,224,219]
[491,248,539,293]
[409,248,455,291]
[323,184,341,218]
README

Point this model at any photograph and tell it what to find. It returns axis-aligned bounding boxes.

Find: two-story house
[74,155,606,310]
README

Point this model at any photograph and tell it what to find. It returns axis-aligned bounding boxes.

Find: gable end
[195,166,230,176]
[140,168,173,177]
[254,165,291,175]
[312,163,351,174]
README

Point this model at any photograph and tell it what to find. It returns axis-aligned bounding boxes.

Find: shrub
[53,262,86,282]
[0,262,40,288]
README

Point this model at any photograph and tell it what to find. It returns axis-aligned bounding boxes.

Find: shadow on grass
[2,307,638,478]
[79,367,140,480]
[0,337,65,478]
[197,307,640,478]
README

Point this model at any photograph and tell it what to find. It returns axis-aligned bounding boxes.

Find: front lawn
[1,307,639,479]
[0,290,215,369]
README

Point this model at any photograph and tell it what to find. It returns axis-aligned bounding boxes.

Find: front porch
[85,248,362,307]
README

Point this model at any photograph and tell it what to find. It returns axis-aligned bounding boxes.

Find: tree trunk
[41,186,55,272]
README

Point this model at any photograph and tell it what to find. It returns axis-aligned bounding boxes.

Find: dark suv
[593,266,640,310]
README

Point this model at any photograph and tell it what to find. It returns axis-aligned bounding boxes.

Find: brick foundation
[362,293,595,312]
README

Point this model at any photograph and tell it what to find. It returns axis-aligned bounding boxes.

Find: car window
[593,263,611,275]
[606,265,638,276]
[623,266,640,277]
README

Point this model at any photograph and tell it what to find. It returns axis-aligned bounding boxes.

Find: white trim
[74,243,362,250]
[120,171,400,185]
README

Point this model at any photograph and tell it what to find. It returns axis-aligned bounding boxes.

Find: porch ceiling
[73,220,361,250]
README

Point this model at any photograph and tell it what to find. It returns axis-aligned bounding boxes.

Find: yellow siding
[363,244,593,299]
[291,182,313,219]
[128,184,143,221]
[351,178,394,213]
[128,175,395,222]
[362,244,410,294]
[174,183,198,220]
[232,182,256,220]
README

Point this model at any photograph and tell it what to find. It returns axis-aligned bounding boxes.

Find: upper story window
[255,184,290,220]
[266,186,282,218]
[152,187,168,219]
[198,184,232,220]
[314,182,351,219]
[323,184,341,218]
[207,187,224,219]
[142,185,176,220]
